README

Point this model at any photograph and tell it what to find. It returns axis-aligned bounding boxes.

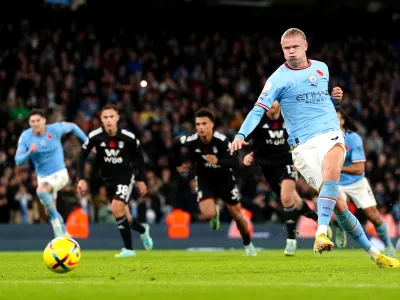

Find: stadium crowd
[0,15,400,226]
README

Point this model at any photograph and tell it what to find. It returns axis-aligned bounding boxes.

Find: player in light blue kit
[230,28,399,268]
[333,107,396,257]
[15,109,87,238]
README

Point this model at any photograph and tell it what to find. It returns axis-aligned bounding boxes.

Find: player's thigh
[37,169,69,198]
[280,164,298,199]
[292,144,322,192]
[340,178,377,210]
[316,131,346,181]
[109,174,136,204]
[51,169,69,197]
[216,181,240,206]
[261,166,281,196]
[195,176,214,202]
[262,165,296,204]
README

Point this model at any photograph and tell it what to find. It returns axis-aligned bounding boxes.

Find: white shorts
[292,130,346,191]
[37,168,69,199]
[339,177,376,209]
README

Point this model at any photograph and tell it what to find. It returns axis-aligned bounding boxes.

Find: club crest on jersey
[308,74,317,83]
[40,140,47,146]
[118,141,124,149]
[213,146,218,154]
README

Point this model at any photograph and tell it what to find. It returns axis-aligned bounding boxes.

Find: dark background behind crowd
[1,1,400,227]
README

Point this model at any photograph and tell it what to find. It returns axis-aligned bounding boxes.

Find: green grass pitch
[0,250,399,300]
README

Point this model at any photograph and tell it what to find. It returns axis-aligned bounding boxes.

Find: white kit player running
[15,109,87,238]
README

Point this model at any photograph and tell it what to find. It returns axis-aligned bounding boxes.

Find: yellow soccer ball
[43,237,81,273]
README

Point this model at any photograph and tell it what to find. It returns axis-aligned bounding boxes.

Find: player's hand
[230,138,249,155]
[331,86,343,102]
[136,181,147,196]
[29,144,38,154]
[77,179,87,197]
[203,154,218,164]
[243,152,254,166]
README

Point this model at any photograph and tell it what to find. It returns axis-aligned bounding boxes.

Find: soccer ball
[43,237,81,273]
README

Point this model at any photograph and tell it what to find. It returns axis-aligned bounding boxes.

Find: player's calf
[334,195,384,261]
[112,199,134,254]
[227,204,251,243]
[364,206,396,256]
[228,204,256,256]
[37,183,66,238]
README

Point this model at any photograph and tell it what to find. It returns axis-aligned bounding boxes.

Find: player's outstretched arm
[76,137,94,182]
[172,135,187,170]
[231,73,283,155]
[230,105,265,154]
[58,122,87,142]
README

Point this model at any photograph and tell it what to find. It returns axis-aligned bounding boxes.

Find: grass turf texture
[0,250,399,300]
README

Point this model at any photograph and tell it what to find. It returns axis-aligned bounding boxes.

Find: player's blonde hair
[281,28,306,41]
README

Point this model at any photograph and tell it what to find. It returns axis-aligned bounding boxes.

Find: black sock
[116,216,133,250]
[299,200,318,221]
[242,233,251,246]
[283,205,300,240]
[332,219,339,227]
[130,218,145,234]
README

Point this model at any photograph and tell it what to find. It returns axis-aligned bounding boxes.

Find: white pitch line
[1,280,399,289]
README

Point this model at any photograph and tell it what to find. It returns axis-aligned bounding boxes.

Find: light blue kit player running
[15,109,87,238]
[230,28,399,268]
[334,107,396,258]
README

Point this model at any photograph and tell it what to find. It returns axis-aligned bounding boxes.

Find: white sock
[367,246,380,260]
[316,225,328,237]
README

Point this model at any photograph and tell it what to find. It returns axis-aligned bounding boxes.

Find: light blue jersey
[236,60,340,147]
[15,122,87,177]
[340,130,366,186]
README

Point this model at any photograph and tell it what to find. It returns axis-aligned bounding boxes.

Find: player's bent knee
[322,164,341,181]
[199,198,216,219]
[280,192,293,207]
[111,199,126,217]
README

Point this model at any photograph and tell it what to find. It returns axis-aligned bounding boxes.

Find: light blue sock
[37,192,65,237]
[375,221,393,248]
[336,208,372,251]
[317,180,339,227]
